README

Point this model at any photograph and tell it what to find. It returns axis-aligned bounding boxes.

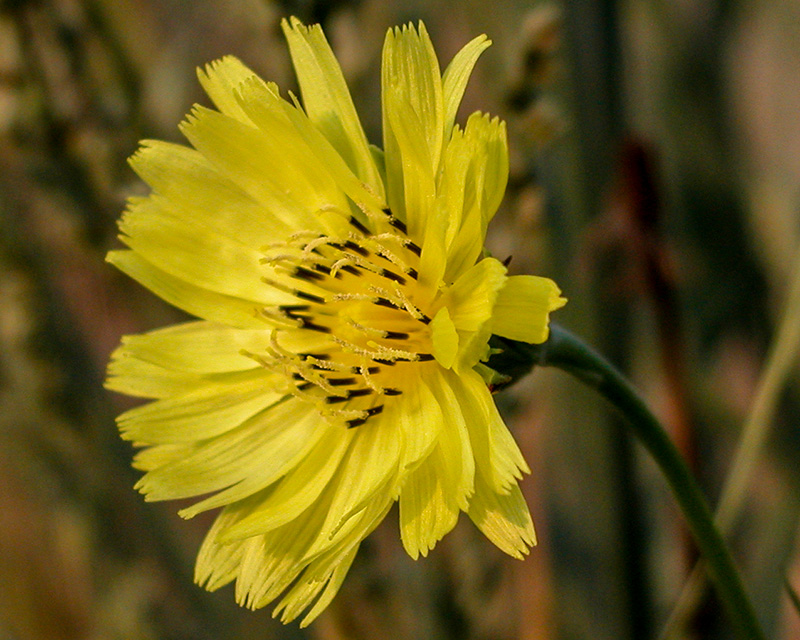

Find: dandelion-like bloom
[107,18,566,626]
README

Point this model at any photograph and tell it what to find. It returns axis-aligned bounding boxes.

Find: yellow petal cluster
[107,17,566,626]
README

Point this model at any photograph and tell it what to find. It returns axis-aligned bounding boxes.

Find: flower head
[107,18,565,626]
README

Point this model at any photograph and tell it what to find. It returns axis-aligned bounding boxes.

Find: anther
[325,388,373,404]
[348,216,371,236]
[293,266,326,282]
[343,240,370,257]
[298,318,332,333]
[383,388,402,396]
[384,331,409,340]
[405,240,422,257]
[379,269,406,285]
[386,215,407,235]
[346,405,385,428]
[294,290,326,304]
[327,377,357,386]
[279,304,310,313]
[372,358,396,366]
[406,267,419,280]
[374,297,399,310]
[416,353,435,361]
[350,366,380,374]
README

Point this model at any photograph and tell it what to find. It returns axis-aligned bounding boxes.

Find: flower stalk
[495,324,765,640]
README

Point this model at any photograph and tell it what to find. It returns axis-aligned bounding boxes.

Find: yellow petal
[492,275,567,344]
[448,368,529,494]
[106,355,208,399]
[197,56,262,125]
[117,369,284,445]
[235,76,384,215]
[106,251,268,329]
[117,197,291,306]
[381,23,443,236]
[179,106,345,231]
[467,470,536,559]
[220,424,354,540]
[132,442,192,472]
[136,398,316,503]
[427,368,475,509]
[396,370,445,471]
[442,34,491,136]
[129,140,293,245]
[430,306,459,369]
[297,545,358,627]
[116,321,265,373]
[309,416,401,551]
[398,447,459,559]
[196,502,251,591]
[445,113,509,281]
[443,257,507,332]
[281,18,383,194]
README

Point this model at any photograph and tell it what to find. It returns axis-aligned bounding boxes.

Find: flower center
[257,208,434,428]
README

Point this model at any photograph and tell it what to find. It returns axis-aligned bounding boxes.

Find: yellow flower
[107,18,566,626]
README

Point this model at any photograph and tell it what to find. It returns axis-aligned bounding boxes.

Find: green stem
[524,324,765,640]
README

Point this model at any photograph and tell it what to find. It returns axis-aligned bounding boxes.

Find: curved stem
[524,324,765,640]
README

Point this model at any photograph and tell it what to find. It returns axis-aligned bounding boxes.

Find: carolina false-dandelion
[106,18,565,626]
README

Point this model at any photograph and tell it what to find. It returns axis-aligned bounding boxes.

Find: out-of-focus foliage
[2,1,800,639]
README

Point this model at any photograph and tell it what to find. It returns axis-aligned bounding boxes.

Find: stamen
[379,269,406,285]
[373,297,399,310]
[347,318,388,339]
[261,276,327,305]
[405,240,422,257]
[295,290,326,304]
[348,215,371,236]
[384,331,409,340]
[312,263,332,275]
[341,241,370,257]
[345,405,384,428]
[325,388,374,404]
[298,318,332,333]
[364,340,420,361]
[354,366,381,375]
[298,353,330,361]
[332,293,373,302]
[293,266,326,282]
[360,363,382,393]
[259,308,303,328]
[385,211,408,235]
[279,304,311,314]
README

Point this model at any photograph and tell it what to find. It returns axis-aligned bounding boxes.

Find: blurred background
[2,0,800,638]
